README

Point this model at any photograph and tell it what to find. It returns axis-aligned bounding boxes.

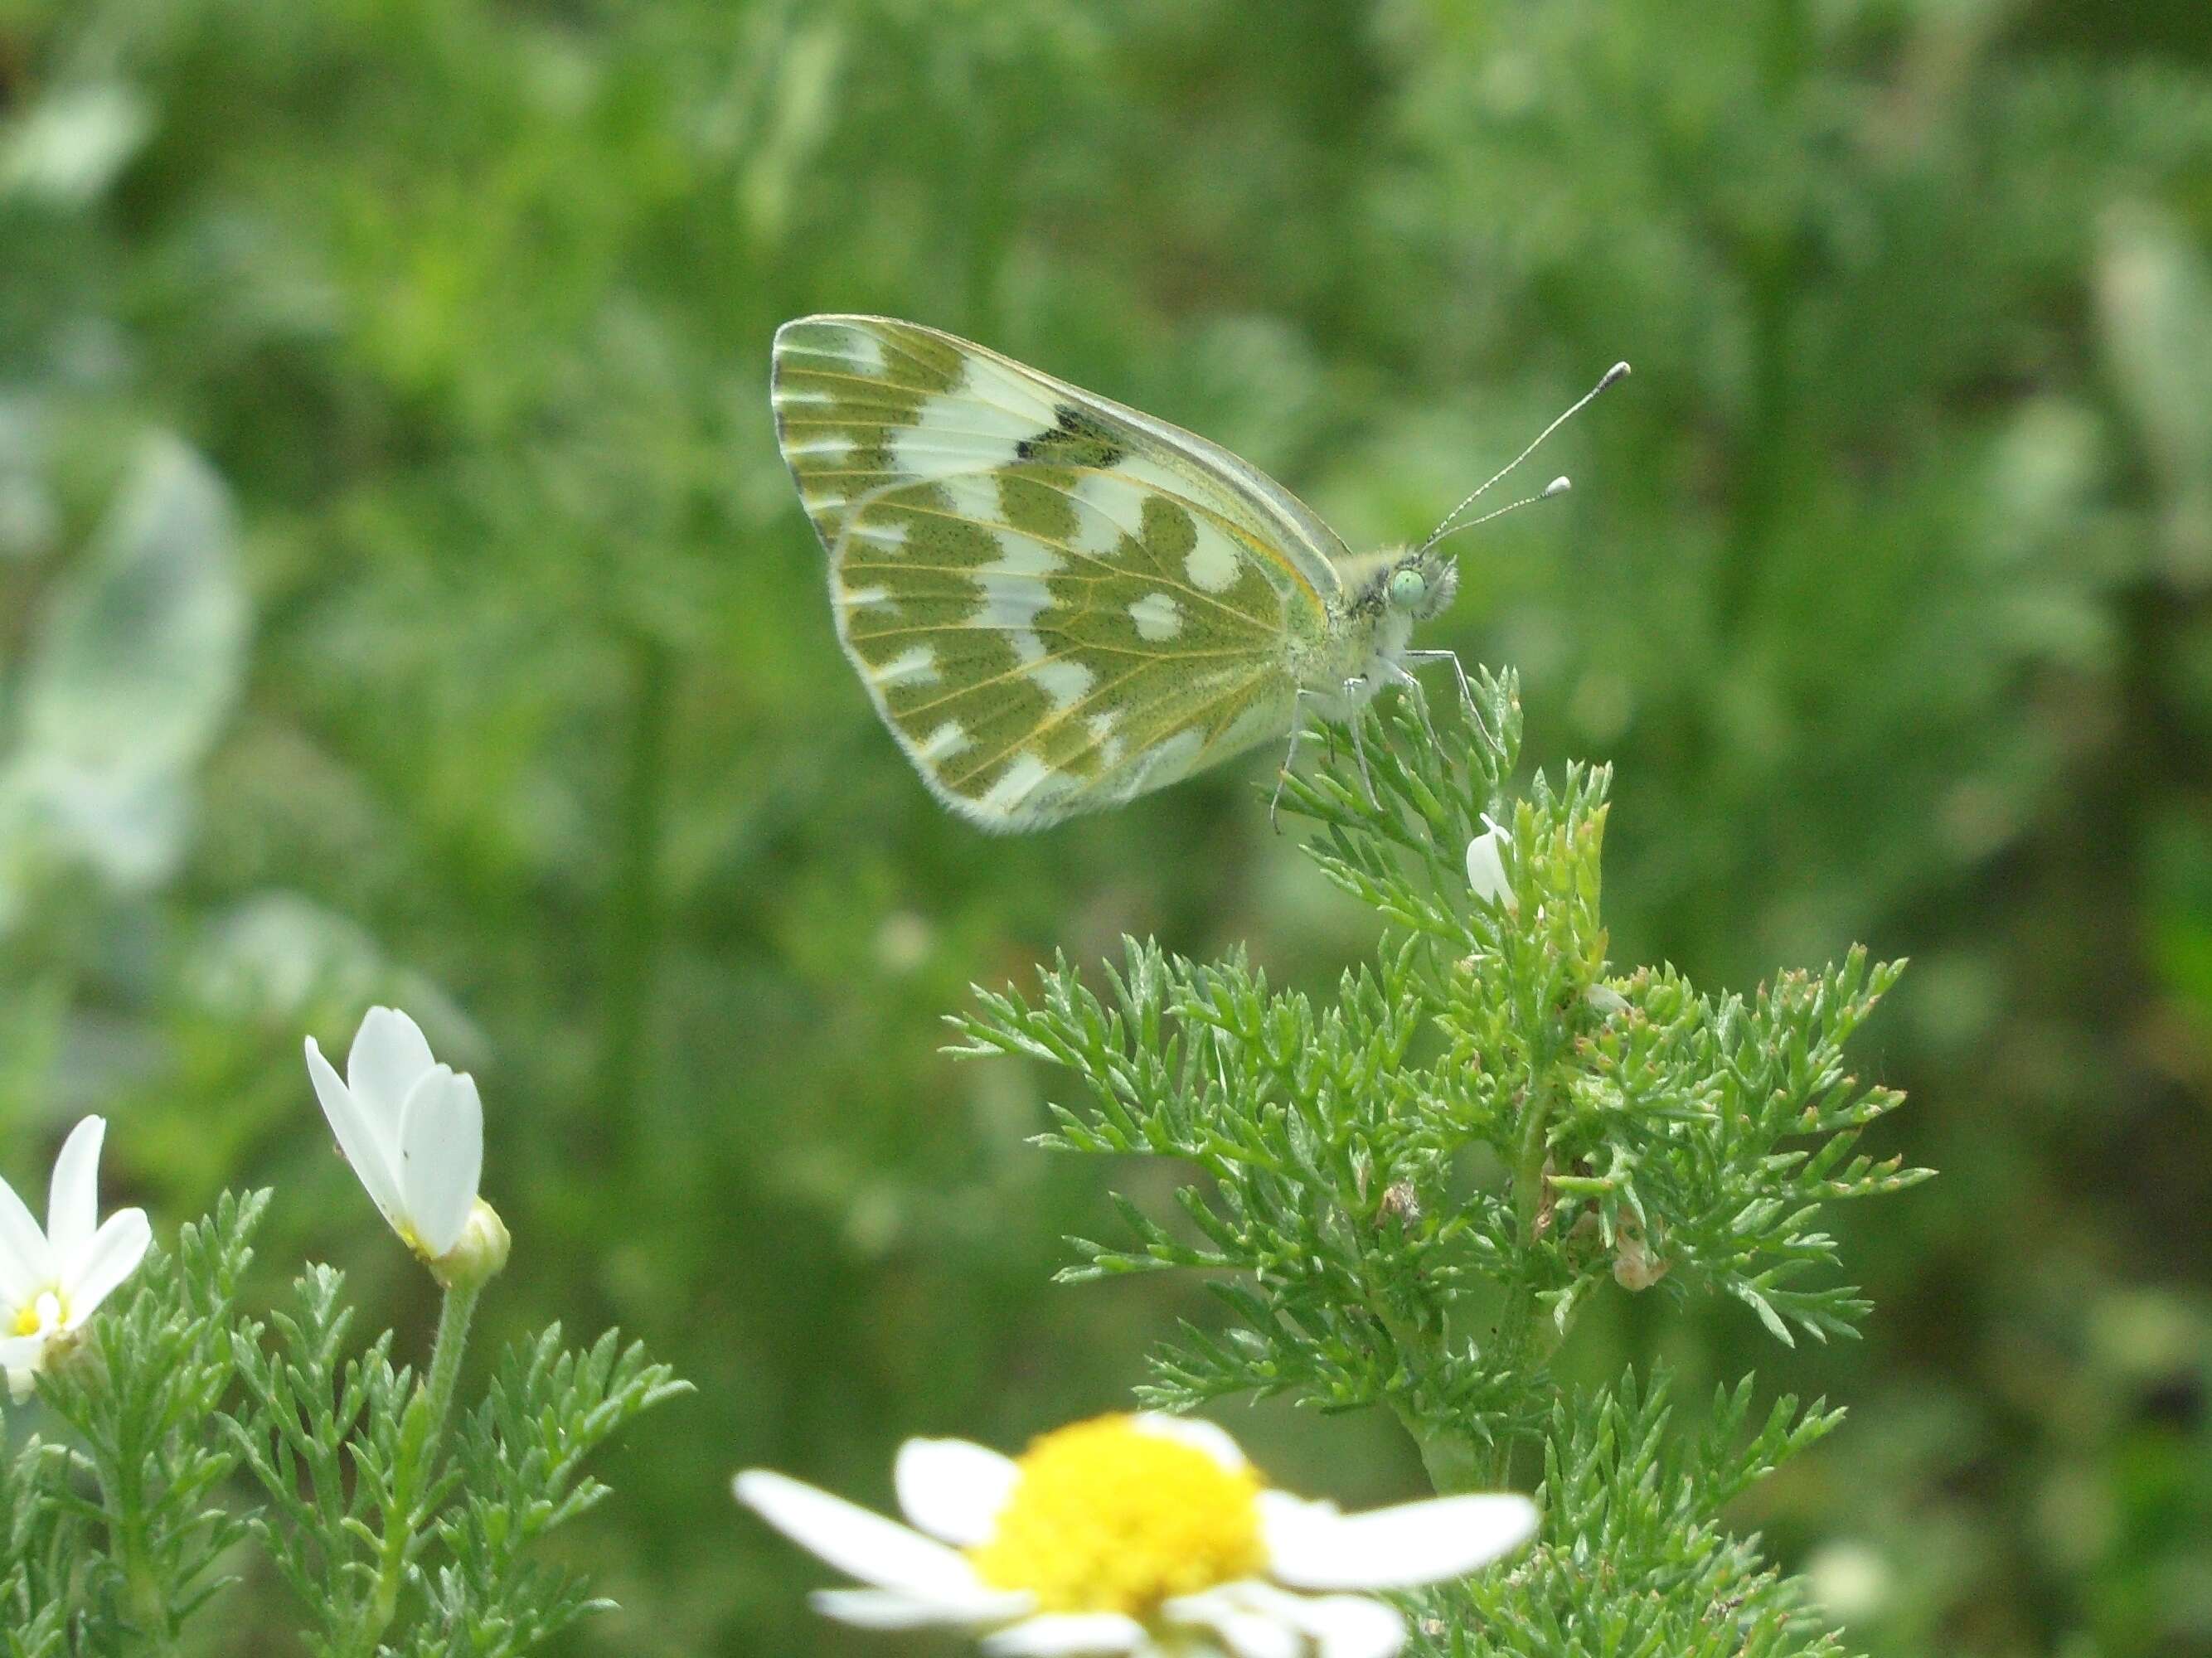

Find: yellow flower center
[12,1290,65,1337]
[968,1415,1266,1617]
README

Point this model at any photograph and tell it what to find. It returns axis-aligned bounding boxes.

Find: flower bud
[1612,1220,1671,1292]
[429,1198,511,1291]
[1465,813,1516,909]
[1584,983,1629,1018]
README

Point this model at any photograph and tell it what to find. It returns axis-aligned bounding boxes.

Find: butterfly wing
[772,315,1346,830]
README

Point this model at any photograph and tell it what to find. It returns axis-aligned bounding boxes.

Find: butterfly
[771,315,1625,831]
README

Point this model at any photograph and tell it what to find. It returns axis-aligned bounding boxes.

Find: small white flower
[736,1413,1538,1658]
[1464,814,1514,909]
[305,1006,497,1283]
[0,1116,153,1400]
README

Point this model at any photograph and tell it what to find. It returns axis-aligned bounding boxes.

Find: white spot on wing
[1068,474,1138,556]
[979,753,1056,816]
[940,473,1006,521]
[975,574,1053,638]
[784,436,855,461]
[957,356,1069,429]
[1031,658,1094,709]
[1088,711,1124,767]
[890,396,1043,480]
[841,584,891,608]
[874,645,939,688]
[983,535,1063,579]
[916,722,972,763]
[1184,530,1242,594]
[848,519,909,549]
[786,327,887,376]
[1129,592,1182,641]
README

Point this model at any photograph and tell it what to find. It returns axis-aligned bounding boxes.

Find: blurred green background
[2,0,2210,1652]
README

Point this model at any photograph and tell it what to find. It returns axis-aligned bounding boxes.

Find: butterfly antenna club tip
[1426,478,1575,546]
[1419,357,1631,550]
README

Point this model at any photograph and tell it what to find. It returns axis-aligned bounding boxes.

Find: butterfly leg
[1399,648,1476,718]
[1269,693,1320,832]
[1342,677,1379,807]
[1384,659,1440,749]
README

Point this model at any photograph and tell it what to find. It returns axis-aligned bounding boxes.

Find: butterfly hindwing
[832,469,1302,827]
[773,316,1341,829]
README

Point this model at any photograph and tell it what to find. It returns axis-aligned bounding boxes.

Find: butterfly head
[1382,548,1458,623]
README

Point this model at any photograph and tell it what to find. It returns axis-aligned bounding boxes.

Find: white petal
[1166,1586,1302,1658]
[1289,1594,1407,1658]
[397,1066,482,1257]
[982,1613,1149,1656]
[46,1116,104,1267]
[1265,1492,1538,1590]
[0,1168,52,1308]
[1465,826,1511,907]
[307,1037,405,1233]
[0,1332,47,1372]
[345,1006,437,1121]
[1185,1583,1407,1658]
[735,1470,991,1601]
[812,1587,1030,1629]
[1131,1411,1249,1472]
[895,1437,1021,1544]
[61,1207,151,1324]
[2,1351,40,1401]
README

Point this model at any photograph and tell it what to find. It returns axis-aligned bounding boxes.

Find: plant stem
[422,1278,480,1441]
[1483,1072,1560,1485]
[349,1280,480,1657]
[1370,1296,1493,1495]
[1392,1398,1494,1495]
[116,1503,176,1656]
[1392,960,1574,1493]
[85,1359,176,1655]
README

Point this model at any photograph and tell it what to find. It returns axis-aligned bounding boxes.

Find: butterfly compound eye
[1388,567,1427,611]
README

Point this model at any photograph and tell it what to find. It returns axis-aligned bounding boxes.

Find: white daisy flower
[0,1116,153,1401]
[736,1413,1538,1658]
[1464,815,1514,909]
[304,1006,506,1287]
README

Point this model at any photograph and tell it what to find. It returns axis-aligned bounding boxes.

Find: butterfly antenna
[1419,361,1630,552]
[1424,476,1574,549]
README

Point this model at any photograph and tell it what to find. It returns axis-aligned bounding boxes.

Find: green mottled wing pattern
[772,315,1346,830]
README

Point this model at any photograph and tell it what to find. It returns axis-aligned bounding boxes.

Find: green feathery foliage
[952,674,1930,1650]
[8,1190,263,1650]
[0,1190,684,1656]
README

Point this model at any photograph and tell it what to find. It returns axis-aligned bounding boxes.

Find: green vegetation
[2,2,2208,1653]
[955,682,1925,1655]
[2,1189,680,1653]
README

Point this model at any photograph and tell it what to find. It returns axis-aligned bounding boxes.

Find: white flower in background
[0,1116,153,1400]
[1464,814,1514,909]
[736,1413,1538,1658]
[305,1006,505,1287]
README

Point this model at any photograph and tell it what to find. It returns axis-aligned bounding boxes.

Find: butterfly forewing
[773,316,1340,830]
